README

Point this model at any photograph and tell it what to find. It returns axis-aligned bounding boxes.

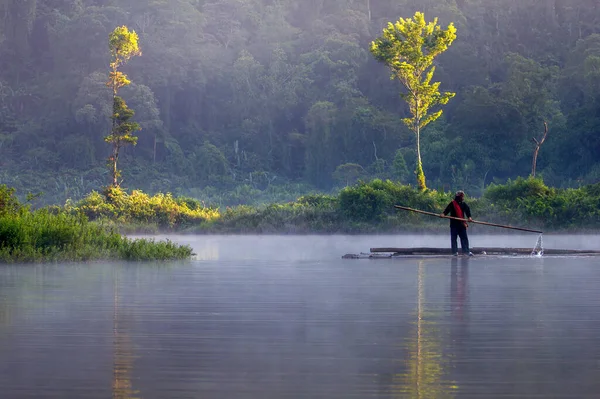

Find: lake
[1,234,599,398]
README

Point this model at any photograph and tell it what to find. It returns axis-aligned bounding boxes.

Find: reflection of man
[450,258,468,322]
[441,191,473,256]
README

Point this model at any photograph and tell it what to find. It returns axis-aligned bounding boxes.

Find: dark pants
[451,225,470,254]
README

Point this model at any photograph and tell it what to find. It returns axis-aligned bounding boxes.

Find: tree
[305,101,337,187]
[106,25,141,187]
[333,163,365,186]
[392,149,410,182]
[531,122,548,178]
[370,12,456,191]
[191,140,229,185]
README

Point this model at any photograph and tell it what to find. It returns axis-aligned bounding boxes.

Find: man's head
[455,190,465,202]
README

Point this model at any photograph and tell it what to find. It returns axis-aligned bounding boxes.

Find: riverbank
[71,178,600,235]
[0,186,193,263]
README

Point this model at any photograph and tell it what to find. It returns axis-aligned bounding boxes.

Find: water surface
[1,235,599,398]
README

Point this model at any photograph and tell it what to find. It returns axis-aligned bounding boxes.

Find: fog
[144,234,600,261]
[1,234,600,397]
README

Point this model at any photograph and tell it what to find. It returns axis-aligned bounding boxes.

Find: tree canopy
[106,25,142,187]
[371,12,456,190]
[0,0,599,204]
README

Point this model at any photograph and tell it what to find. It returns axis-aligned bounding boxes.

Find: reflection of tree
[113,268,139,399]
[0,269,11,330]
[0,299,10,334]
[393,260,457,398]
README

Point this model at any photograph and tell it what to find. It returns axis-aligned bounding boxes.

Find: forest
[1,0,599,206]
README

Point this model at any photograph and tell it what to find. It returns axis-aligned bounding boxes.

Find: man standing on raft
[441,191,474,256]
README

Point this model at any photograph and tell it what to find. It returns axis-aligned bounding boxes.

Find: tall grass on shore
[0,186,193,263]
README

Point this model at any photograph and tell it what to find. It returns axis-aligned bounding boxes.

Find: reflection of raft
[342,247,600,259]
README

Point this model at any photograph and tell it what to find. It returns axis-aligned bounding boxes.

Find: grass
[0,185,193,263]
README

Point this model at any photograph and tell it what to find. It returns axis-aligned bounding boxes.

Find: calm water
[1,235,600,398]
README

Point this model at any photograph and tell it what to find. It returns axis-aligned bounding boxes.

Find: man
[441,191,473,256]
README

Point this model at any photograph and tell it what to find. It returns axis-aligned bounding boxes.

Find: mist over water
[150,234,600,262]
[1,235,600,398]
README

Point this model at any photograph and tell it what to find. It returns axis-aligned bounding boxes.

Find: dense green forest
[1,0,599,205]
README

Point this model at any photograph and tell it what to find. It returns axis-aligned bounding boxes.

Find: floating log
[370,247,600,255]
[342,248,600,259]
[343,253,393,259]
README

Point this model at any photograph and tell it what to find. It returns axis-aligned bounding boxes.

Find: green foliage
[0,185,23,215]
[339,182,389,222]
[338,179,443,222]
[3,1,600,204]
[0,190,192,263]
[191,141,229,185]
[370,12,456,191]
[415,162,426,192]
[482,177,600,228]
[332,163,365,187]
[106,25,142,187]
[484,177,551,203]
[107,26,142,95]
[107,97,141,146]
[392,150,410,182]
[305,101,337,187]
[296,193,337,209]
[207,201,342,233]
[117,238,193,261]
[57,178,600,233]
[109,26,141,65]
[76,187,220,229]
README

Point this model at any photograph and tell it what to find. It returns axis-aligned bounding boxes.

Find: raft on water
[342,247,600,259]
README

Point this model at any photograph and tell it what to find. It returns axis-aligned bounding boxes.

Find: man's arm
[464,203,473,221]
[442,202,452,216]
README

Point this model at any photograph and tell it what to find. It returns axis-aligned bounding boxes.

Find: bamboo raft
[341,205,600,258]
[342,247,600,259]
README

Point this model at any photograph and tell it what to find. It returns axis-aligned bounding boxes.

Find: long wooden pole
[394,205,543,234]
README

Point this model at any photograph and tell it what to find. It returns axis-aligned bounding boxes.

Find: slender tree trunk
[110,63,118,187]
[531,147,540,178]
[416,129,421,168]
[416,124,426,191]
[163,82,171,134]
[112,144,119,187]
[415,104,426,191]
[153,134,157,163]
[531,122,548,178]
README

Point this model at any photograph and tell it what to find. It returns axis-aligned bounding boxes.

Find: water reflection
[394,260,458,398]
[192,241,219,261]
[450,257,469,323]
[2,236,600,398]
[113,268,139,399]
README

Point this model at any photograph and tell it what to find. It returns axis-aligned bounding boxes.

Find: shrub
[75,188,220,229]
[0,206,193,263]
[337,179,447,222]
[296,193,337,209]
[484,177,551,203]
[339,181,390,222]
[0,185,23,215]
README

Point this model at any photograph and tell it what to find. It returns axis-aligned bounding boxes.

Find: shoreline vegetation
[71,177,600,235]
[1,176,598,262]
[0,186,193,263]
